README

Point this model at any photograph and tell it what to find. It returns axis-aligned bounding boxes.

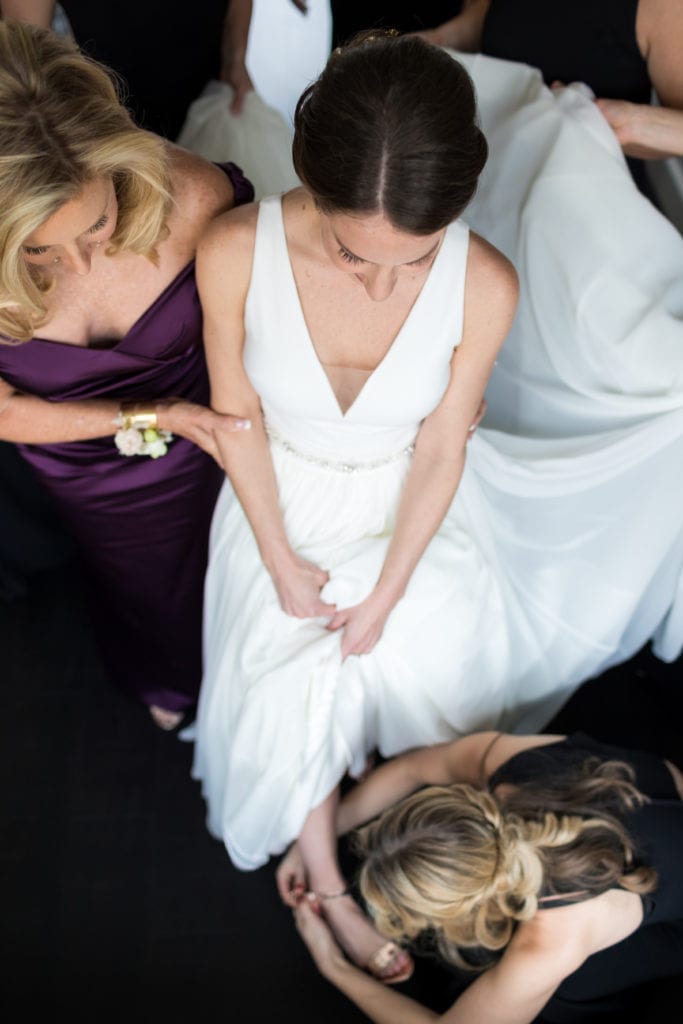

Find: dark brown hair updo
[292,30,488,234]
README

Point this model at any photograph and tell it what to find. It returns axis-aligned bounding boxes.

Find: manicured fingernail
[236,419,251,430]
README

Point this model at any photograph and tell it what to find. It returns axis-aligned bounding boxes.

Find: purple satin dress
[0,163,254,713]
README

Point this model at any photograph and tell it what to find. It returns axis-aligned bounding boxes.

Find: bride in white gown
[191,32,683,981]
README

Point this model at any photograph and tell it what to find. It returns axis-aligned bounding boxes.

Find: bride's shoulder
[194,199,260,298]
[198,199,259,257]
[466,230,518,307]
[466,230,518,288]
[460,230,519,352]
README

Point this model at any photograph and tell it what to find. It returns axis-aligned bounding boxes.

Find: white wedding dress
[193,184,683,869]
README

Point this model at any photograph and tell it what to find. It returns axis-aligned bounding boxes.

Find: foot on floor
[149,705,185,731]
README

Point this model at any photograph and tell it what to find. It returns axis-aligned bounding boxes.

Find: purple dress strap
[222,161,255,207]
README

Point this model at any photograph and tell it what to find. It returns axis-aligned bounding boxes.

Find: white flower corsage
[114,425,174,459]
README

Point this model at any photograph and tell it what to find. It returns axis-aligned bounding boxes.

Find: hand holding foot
[303,890,413,984]
[294,896,350,979]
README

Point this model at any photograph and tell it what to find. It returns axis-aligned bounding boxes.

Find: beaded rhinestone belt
[267,427,414,474]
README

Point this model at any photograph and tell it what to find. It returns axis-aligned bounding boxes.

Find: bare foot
[149,705,184,730]
[314,893,412,983]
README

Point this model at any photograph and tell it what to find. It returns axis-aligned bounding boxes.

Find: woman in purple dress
[0,20,254,729]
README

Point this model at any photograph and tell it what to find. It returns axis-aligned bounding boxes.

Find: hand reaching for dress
[156,398,251,468]
[220,57,255,116]
[271,550,336,618]
[219,0,255,115]
[547,83,683,161]
[220,0,308,115]
[323,397,487,659]
[326,589,394,660]
[595,98,683,160]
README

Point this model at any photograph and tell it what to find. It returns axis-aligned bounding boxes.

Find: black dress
[480,0,654,197]
[490,733,683,1022]
[60,0,228,139]
[481,0,650,103]
[330,2,463,48]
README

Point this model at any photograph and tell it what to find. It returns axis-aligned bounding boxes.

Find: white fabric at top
[194,160,683,869]
[459,53,683,434]
[176,0,333,198]
[246,0,333,127]
[176,81,300,201]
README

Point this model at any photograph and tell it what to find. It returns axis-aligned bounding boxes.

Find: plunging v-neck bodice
[320,363,372,416]
[243,195,470,459]
[274,197,454,420]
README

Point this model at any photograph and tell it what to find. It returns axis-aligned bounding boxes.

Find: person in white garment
[243,0,332,127]
[191,30,683,985]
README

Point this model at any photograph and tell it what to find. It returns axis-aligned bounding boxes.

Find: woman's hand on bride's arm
[156,398,251,468]
[268,547,336,619]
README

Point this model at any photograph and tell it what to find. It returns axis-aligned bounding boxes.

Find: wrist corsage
[114,403,173,459]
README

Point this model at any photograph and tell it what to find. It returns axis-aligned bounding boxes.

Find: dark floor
[1,557,681,1022]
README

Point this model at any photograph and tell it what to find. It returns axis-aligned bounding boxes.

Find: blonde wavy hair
[355,758,657,971]
[0,19,173,342]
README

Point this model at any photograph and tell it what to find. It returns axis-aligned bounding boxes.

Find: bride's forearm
[374,447,466,606]
[215,415,292,566]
